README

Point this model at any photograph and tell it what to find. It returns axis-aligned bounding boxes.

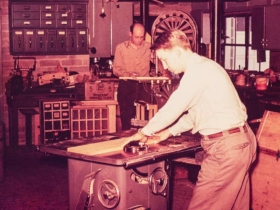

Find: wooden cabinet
[251,110,280,209]
[9,0,89,55]
[252,5,280,50]
[88,0,133,57]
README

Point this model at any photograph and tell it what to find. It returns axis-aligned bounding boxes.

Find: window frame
[222,13,251,70]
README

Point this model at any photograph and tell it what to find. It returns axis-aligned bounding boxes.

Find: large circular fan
[151,10,198,52]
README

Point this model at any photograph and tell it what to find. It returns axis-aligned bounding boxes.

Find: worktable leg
[8,105,19,147]
[26,114,32,146]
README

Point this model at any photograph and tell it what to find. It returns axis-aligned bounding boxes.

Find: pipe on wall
[140,0,149,31]
[210,0,223,64]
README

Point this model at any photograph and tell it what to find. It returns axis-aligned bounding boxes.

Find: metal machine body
[68,158,170,210]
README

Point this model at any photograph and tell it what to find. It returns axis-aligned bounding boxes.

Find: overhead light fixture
[100,0,106,18]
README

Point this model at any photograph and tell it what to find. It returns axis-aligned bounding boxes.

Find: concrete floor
[0,146,200,210]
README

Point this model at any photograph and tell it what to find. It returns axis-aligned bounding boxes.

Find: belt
[202,124,248,140]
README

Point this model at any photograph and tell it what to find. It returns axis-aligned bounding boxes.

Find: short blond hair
[151,29,191,51]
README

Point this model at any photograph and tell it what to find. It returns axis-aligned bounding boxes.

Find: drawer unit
[40,4,56,28]
[9,1,88,55]
[71,4,87,28]
[40,101,71,144]
[12,4,40,28]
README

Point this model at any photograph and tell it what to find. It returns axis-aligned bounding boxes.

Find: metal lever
[18,38,21,48]
[29,38,32,48]
[71,37,74,48]
[40,38,43,48]
[76,169,102,210]
[50,38,54,48]
[82,38,85,47]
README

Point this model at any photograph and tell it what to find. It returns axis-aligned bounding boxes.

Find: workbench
[7,86,77,147]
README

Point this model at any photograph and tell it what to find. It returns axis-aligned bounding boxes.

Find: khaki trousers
[188,124,257,210]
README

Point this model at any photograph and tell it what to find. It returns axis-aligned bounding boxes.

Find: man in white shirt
[125,29,257,210]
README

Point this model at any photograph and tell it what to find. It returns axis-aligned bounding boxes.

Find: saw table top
[39,132,201,168]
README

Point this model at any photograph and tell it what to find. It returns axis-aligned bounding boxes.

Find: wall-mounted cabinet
[9,0,89,55]
[88,0,133,57]
[252,5,280,50]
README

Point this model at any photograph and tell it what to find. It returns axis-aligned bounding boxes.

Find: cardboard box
[76,81,115,101]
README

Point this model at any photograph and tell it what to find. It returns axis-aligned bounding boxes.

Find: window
[223,15,269,71]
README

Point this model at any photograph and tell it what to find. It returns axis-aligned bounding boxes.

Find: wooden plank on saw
[67,137,156,156]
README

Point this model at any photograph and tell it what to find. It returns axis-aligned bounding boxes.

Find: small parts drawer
[41,20,56,28]
[13,11,40,20]
[41,11,56,20]
[13,20,40,28]
[57,4,71,12]
[72,19,86,28]
[12,4,40,12]
[72,4,87,12]
[41,4,56,12]
[72,12,87,20]
[57,12,72,20]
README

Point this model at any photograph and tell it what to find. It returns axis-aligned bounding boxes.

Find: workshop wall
[0,0,279,145]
